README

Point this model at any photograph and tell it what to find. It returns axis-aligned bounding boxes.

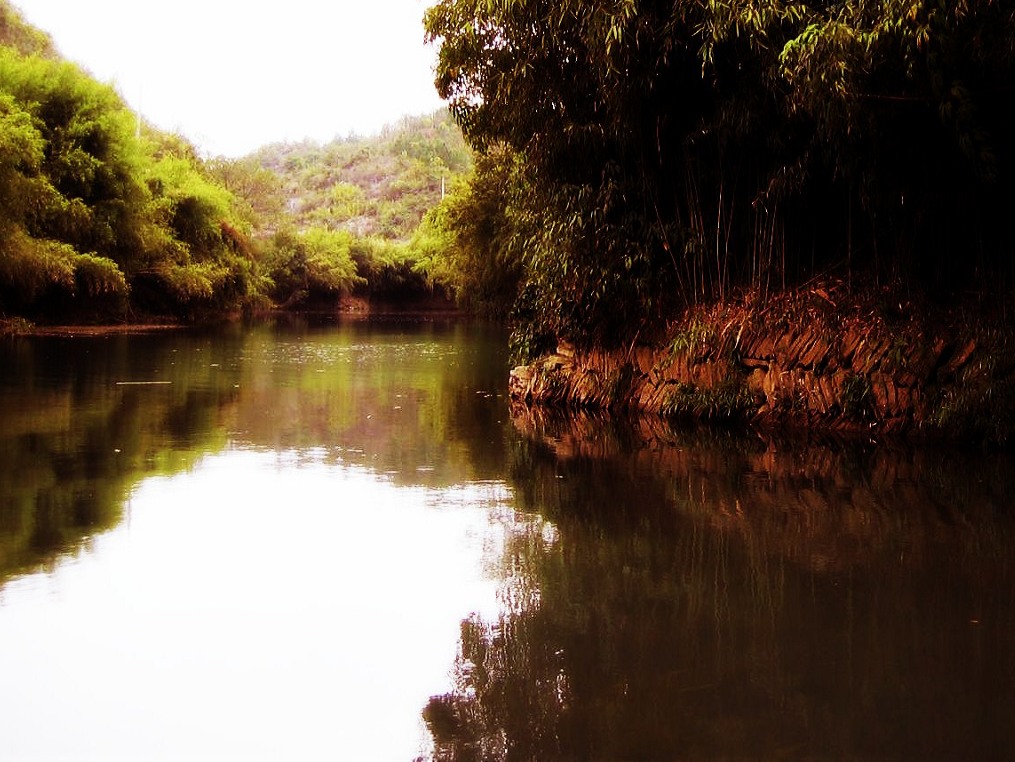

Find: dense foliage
[1,3,471,324]
[251,111,470,241]
[413,147,526,318]
[0,7,262,323]
[424,0,1015,350]
[229,111,473,308]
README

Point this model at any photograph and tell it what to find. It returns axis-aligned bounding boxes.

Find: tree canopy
[424,0,1015,350]
[0,19,260,322]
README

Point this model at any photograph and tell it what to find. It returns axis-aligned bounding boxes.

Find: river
[1,316,1013,760]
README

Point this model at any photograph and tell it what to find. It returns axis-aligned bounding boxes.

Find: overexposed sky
[12,0,446,157]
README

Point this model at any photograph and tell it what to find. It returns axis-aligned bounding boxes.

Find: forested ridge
[1,2,255,324]
[0,2,470,327]
[231,114,472,307]
[422,0,1015,355]
[213,112,473,309]
[250,115,470,241]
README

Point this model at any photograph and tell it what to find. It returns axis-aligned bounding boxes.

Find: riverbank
[509,281,1015,445]
[0,314,191,338]
[0,294,464,338]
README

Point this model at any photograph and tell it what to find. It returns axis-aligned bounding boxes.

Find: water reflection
[0,317,522,761]
[0,448,533,761]
[0,330,239,583]
[425,409,1015,761]
[4,321,1015,760]
[0,317,511,585]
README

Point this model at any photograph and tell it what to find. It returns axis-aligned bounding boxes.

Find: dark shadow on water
[423,406,1015,761]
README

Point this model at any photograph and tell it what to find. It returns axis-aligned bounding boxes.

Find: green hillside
[252,111,471,241]
[0,1,472,325]
[0,1,56,57]
[207,112,472,310]
[1,3,261,325]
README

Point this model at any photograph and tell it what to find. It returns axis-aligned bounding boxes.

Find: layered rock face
[509,286,1014,441]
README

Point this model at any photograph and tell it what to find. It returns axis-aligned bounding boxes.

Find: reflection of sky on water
[0,448,546,762]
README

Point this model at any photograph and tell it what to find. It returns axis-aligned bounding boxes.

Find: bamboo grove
[423,0,1015,351]
[0,10,259,322]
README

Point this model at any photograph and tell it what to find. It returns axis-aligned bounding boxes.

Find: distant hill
[249,110,471,241]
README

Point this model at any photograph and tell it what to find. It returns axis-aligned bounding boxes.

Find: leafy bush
[263,227,362,307]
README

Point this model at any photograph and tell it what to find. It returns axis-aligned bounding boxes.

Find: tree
[0,51,135,315]
[264,226,362,307]
[206,155,287,237]
[1,10,264,322]
[425,0,1015,347]
[414,146,525,319]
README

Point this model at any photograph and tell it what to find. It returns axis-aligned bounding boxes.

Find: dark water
[1,317,1014,760]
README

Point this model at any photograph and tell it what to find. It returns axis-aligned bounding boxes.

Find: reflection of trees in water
[0,333,241,585]
[1,318,512,585]
[424,411,1015,760]
[425,507,571,762]
[230,317,512,489]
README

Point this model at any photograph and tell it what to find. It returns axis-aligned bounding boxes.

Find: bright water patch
[0,448,531,761]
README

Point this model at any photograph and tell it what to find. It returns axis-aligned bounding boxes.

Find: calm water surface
[1,316,1014,760]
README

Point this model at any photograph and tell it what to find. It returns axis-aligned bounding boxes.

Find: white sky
[11,0,446,157]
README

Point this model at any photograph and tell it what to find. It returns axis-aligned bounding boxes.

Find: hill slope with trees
[216,112,472,309]
[251,112,470,241]
[0,2,267,324]
[0,2,471,326]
